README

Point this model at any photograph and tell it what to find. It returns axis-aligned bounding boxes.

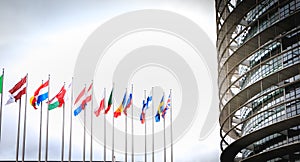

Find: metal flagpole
[163,107,166,162]
[152,87,154,162]
[83,84,87,162]
[125,88,128,162]
[103,88,106,162]
[131,84,134,162]
[61,103,65,162]
[90,81,93,162]
[61,82,66,162]
[144,90,147,162]
[68,77,74,162]
[0,68,4,141]
[112,83,115,162]
[45,74,50,162]
[22,74,28,162]
[16,92,22,162]
[125,104,127,162]
[83,100,86,162]
[170,89,173,162]
[38,80,43,162]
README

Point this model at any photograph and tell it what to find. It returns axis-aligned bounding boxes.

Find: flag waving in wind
[155,95,164,122]
[81,83,93,109]
[6,75,27,105]
[123,93,132,116]
[74,86,85,105]
[73,86,86,116]
[63,82,72,102]
[104,88,113,114]
[30,80,49,109]
[0,74,3,94]
[48,85,66,110]
[113,91,126,118]
[140,100,146,124]
[162,94,171,119]
[94,90,105,117]
[140,95,152,124]
[74,83,93,116]
[145,96,152,110]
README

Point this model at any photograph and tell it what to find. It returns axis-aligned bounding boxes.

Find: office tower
[216,0,300,161]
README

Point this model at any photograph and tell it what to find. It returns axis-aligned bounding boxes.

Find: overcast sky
[0,0,219,161]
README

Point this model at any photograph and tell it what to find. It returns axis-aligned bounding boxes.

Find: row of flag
[0,70,174,162]
[0,73,172,123]
[72,84,171,123]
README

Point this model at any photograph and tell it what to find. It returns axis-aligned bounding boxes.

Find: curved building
[216,0,300,161]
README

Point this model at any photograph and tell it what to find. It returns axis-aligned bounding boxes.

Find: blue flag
[74,103,87,116]
[145,96,152,110]
[37,92,48,106]
[155,95,164,122]
[74,105,82,116]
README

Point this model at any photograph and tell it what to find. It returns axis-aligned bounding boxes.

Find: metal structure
[216,0,300,161]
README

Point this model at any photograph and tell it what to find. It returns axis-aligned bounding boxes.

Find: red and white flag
[94,91,105,117]
[6,75,27,105]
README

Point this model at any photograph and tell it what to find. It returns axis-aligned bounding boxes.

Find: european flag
[145,96,152,110]
[155,112,160,122]
[155,95,164,122]
[37,92,48,106]
[74,103,87,116]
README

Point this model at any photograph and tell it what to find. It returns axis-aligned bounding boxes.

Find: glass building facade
[216,0,300,161]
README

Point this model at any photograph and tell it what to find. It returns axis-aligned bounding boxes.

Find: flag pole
[152,87,154,162]
[0,68,4,141]
[38,80,43,162]
[90,81,93,162]
[21,74,28,162]
[83,84,87,162]
[112,83,115,162]
[163,106,166,162]
[125,88,128,162]
[68,77,74,162]
[61,103,65,162]
[45,74,50,162]
[131,84,134,162]
[103,88,106,162]
[16,92,22,162]
[170,89,173,162]
[144,90,147,162]
[83,101,86,162]
[61,82,66,162]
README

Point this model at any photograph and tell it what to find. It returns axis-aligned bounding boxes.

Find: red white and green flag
[48,84,67,110]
